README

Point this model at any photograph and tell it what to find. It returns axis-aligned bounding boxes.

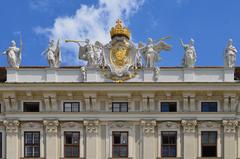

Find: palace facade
[0,20,240,159]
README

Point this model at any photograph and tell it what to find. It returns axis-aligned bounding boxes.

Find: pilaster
[3,92,17,112]
[83,93,97,112]
[84,120,100,159]
[141,120,156,159]
[223,119,238,159]
[4,120,20,159]
[43,93,57,111]
[181,120,197,159]
[43,120,59,159]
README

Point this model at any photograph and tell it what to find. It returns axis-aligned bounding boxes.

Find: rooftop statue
[65,39,104,67]
[42,39,61,68]
[2,40,22,68]
[224,39,237,68]
[180,38,196,67]
[139,37,171,68]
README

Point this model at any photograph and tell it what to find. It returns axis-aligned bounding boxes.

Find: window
[112,102,128,112]
[64,132,80,158]
[201,131,217,157]
[201,102,217,112]
[63,102,80,112]
[23,102,40,112]
[24,132,40,157]
[161,131,177,157]
[161,102,177,112]
[112,131,128,158]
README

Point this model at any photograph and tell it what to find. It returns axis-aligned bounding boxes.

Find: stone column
[84,120,99,159]
[141,120,156,159]
[3,120,20,159]
[223,120,238,159]
[43,120,59,159]
[181,120,197,159]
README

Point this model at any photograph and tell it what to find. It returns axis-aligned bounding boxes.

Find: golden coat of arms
[102,20,138,81]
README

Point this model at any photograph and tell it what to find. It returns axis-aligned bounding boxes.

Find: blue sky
[0,0,239,67]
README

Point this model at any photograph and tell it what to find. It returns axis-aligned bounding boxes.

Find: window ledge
[20,158,45,159]
[59,158,85,159]
[108,158,133,159]
[157,157,182,159]
[197,157,222,159]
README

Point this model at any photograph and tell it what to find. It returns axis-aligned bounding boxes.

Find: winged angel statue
[65,39,104,67]
[42,39,61,68]
[139,37,171,68]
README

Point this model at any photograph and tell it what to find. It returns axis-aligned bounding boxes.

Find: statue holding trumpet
[65,39,104,67]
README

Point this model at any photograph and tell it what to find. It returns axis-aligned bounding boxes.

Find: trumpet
[65,40,86,43]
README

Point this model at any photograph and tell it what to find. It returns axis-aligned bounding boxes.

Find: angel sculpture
[224,39,237,68]
[42,39,61,68]
[180,38,196,67]
[139,37,171,68]
[2,40,22,68]
[65,39,104,67]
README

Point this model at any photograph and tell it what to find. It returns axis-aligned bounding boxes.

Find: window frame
[112,131,129,158]
[22,100,42,112]
[64,131,80,158]
[198,100,220,112]
[63,102,80,112]
[159,100,179,112]
[161,131,177,157]
[160,102,177,112]
[24,131,40,158]
[201,131,217,157]
[201,101,218,112]
[112,102,128,112]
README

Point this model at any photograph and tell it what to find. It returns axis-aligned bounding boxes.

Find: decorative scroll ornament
[102,19,139,82]
[3,120,20,135]
[141,120,156,135]
[222,120,238,134]
[84,120,99,135]
[43,120,59,135]
[181,120,197,133]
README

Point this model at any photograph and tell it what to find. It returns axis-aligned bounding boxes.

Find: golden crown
[110,19,131,39]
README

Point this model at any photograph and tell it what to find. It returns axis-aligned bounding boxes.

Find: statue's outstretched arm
[1,51,6,55]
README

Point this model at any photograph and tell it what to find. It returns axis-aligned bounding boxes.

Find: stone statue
[65,39,104,67]
[42,39,61,68]
[2,40,22,68]
[180,38,196,67]
[224,39,237,68]
[139,37,171,68]
[135,43,143,68]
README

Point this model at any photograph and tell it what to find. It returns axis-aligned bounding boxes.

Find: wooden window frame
[24,131,40,158]
[112,102,128,112]
[64,131,80,158]
[63,102,80,112]
[201,102,218,112]
[23,102,40,112]
[160,102,177,112]
[201,131,217,157]
[112,131,128,158]
[161,131,177,157]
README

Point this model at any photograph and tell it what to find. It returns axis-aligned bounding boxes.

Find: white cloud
[35,0,144,65]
